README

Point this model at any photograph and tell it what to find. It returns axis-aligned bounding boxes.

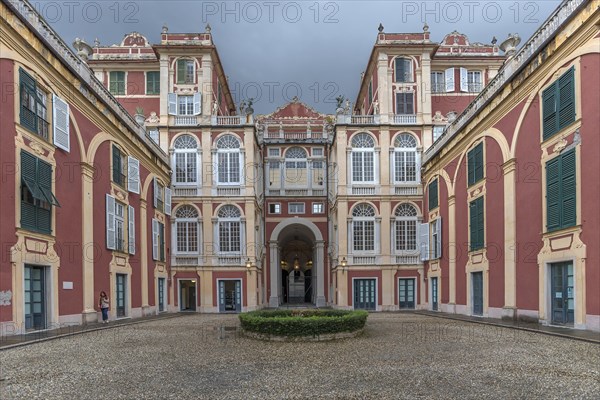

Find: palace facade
[1,0,598,335]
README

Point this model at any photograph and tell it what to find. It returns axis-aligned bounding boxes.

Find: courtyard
[1,313,598,399]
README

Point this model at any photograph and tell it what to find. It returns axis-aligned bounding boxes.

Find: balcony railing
[172,255,202,266]
[173,186,200,197]
[351,255,377,265]
[431,83,446,94]
[212,115,244,126]
[218,255,242,265]
[173,115,198,126]
[393,185,421,196]
[216,187,241,196]
[395,254,421,265]
[265,188,327,197]
[392,114,417,125]
[351,186,376,195]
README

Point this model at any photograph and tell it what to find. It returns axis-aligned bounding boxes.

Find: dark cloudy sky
[42,0,561,114]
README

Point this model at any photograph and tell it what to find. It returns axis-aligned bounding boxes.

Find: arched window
[216,135,241,185]
[218,205,241,253]
[284,147,307,187]
[175,205,199,253]
[395,57,413,83]
[393,133,419,183]
[173,134,198,185]
[394,203,418,252]
[352,203,376,252]
[351,133,376,184]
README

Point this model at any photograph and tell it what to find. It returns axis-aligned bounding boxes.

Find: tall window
[431,72,445,93]
[173,135,198,185]
[115,202,125,252]
[394,58,413,83]
[175,205,199,253]
[109,71,126,95]
[146,71,160,95]
[394,203,418,252]
[178,95,194,115]
[218,205,241,253]
[467,71,482,93]
[112,145,127,188]
[352,203,376,252]
[542,67,575,140]
[368,80,373,107]
[546,149,576,232]
[395,93,414,114]
[431,219,440,259]
[20,150,59,234]
[393,133,418,183]
[351,133,375,184]
[177,59,195,84]
[428,178,439,210]
[19,69,49,139]
[284,147,308,187]
[216,135,241,185]
[469,197,485,251]
[467,142,484,186]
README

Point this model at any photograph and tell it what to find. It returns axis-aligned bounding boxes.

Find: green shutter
[476,197,484,249]
[560,149,576,228]
[474,143,484,183]
[20,151,54,233]
[558,67,575,130]
[546,157,562,231]
[467,148,475,186]
[159,223,165,261]
[112,145,121,185]
[37,159,60,207]
[428,179,438,210]
[177,60,186,84]
[19,68,38,132]
[147,72,160,95]
[469,201,477,251]
[469,197,484,251]
[20,151,38,230]
[542,84,558,140]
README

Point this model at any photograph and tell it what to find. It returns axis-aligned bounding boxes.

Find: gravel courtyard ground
[1,313,598,399]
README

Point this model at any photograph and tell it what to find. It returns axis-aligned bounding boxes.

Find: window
[20,151,59,234]
[312,161,325,186]
[430,219,441,259]
[312,148,324,157]
[115,202,126,252]
[431,72,445,93]
[269,203,281,214]
[394,203,418,252]
[546,149,576,232]
[394,58,412,83]
[268,148,280,157]
[156,182,164,211]
[176,59,195,84]
[152,219,166,261]
[19,69,49,139]
[368,80,373,106]
[542,67,575,140]
[467,142,484,186]
[109,71,126,95]
[428,179,439,210]
[146,71,160,95]
[393,133,418,183]
[467,71,482,93]
[352,204,376,252]
[216,135,241,185]
[395,93,414,115]
[289,203,305,214]
[173,134,198,185]
[268,161,281,188]
[351,133,375,184]
[153,177,171,215]
[112,145,127,188]
[106,195,134,255]
[433,126,445,142]
[178,95,194,116]
[284,147,308,187]
[175,205,199,253]
[218,205,241,253]
[313,203,324,214]
[148,128,159,145]
[469,197,485,251]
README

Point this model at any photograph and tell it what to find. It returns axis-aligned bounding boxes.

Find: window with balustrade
[394,203,418,253]
[352,203,376,253]
[284,147,307,187]
[216,135,241,185]
[351,133,376,184]
[178,95,194,116]
[173,134,199,185]
[218,205,241,253]
[431,72,445,93]
[393,133,419,184]
[467,71,482,93]
[175,205,200,254]
[395,92,414,115]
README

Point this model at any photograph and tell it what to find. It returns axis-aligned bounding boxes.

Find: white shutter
[460,68,468,92]
[128,205,135,255]
[193,92,202,115]
[152,219,159,260]
[127,156,140,194]
[436,218,442,259]
[168,93,177,115]
[165,188,172,216]
[52,94,70,152]
[153,177,158,208]
[419,223,430,262]
[106,194,116,250]
[445,68,455,92]
[415,151,422,182]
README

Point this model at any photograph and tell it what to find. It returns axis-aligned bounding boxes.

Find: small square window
[312,148,324,157]
[312,203,324,214]
[269,203,281,214]
[289,203,305,214]
[268,148,280,157]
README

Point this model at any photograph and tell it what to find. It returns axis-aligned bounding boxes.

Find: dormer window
[395,58,413,83]
[177,59,195,84]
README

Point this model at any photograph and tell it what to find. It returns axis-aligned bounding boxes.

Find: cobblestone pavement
[1,313,598,399]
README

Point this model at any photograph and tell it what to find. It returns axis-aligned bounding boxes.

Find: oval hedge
[239,309,368,338]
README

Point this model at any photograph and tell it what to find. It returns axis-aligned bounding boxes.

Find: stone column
[315,241,326,307]
[502,159,518,319]
[140,199,150,315]
[81,163,97,323]
[159,54,169,119]
[269,242,280,307]
[447,195,456,313]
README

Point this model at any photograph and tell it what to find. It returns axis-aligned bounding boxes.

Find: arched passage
[269,218,326,307]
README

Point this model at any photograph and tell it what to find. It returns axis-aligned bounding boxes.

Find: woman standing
[99,291,110,323]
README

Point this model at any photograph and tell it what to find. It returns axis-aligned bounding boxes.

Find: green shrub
[239,309,368,337]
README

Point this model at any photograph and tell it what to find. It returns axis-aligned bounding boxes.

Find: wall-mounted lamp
[341,257,347,267]
[246,258,252,269]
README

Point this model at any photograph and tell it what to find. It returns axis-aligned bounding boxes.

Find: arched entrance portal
[269,218,326,307]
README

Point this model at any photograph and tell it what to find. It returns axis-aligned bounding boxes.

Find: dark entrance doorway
[218,280,241,312]
[353,279,376,310]
[551,262,574,325]
[399,278,415,309]
[279,228,315,305]
[116,273,127,317]
[158,277,166,312]
[24,265,46,331]
[179,280,196,311]
[472,272,483,316]
[431,277,438,311]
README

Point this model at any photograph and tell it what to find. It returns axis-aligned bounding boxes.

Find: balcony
[211,115,245,126]
[391,114,417,125]
[351,255,377,265]
[395,254,421,265]
[172,186,200,197]
[393,185,422,196]
[260,123,330,142]
[216,187,241,196]
[337,115,380,125]
[172,255,202,267]
[218,255,242,265]
[265,188,326,197]
[173,115,198,126]
[350,186,376,195]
